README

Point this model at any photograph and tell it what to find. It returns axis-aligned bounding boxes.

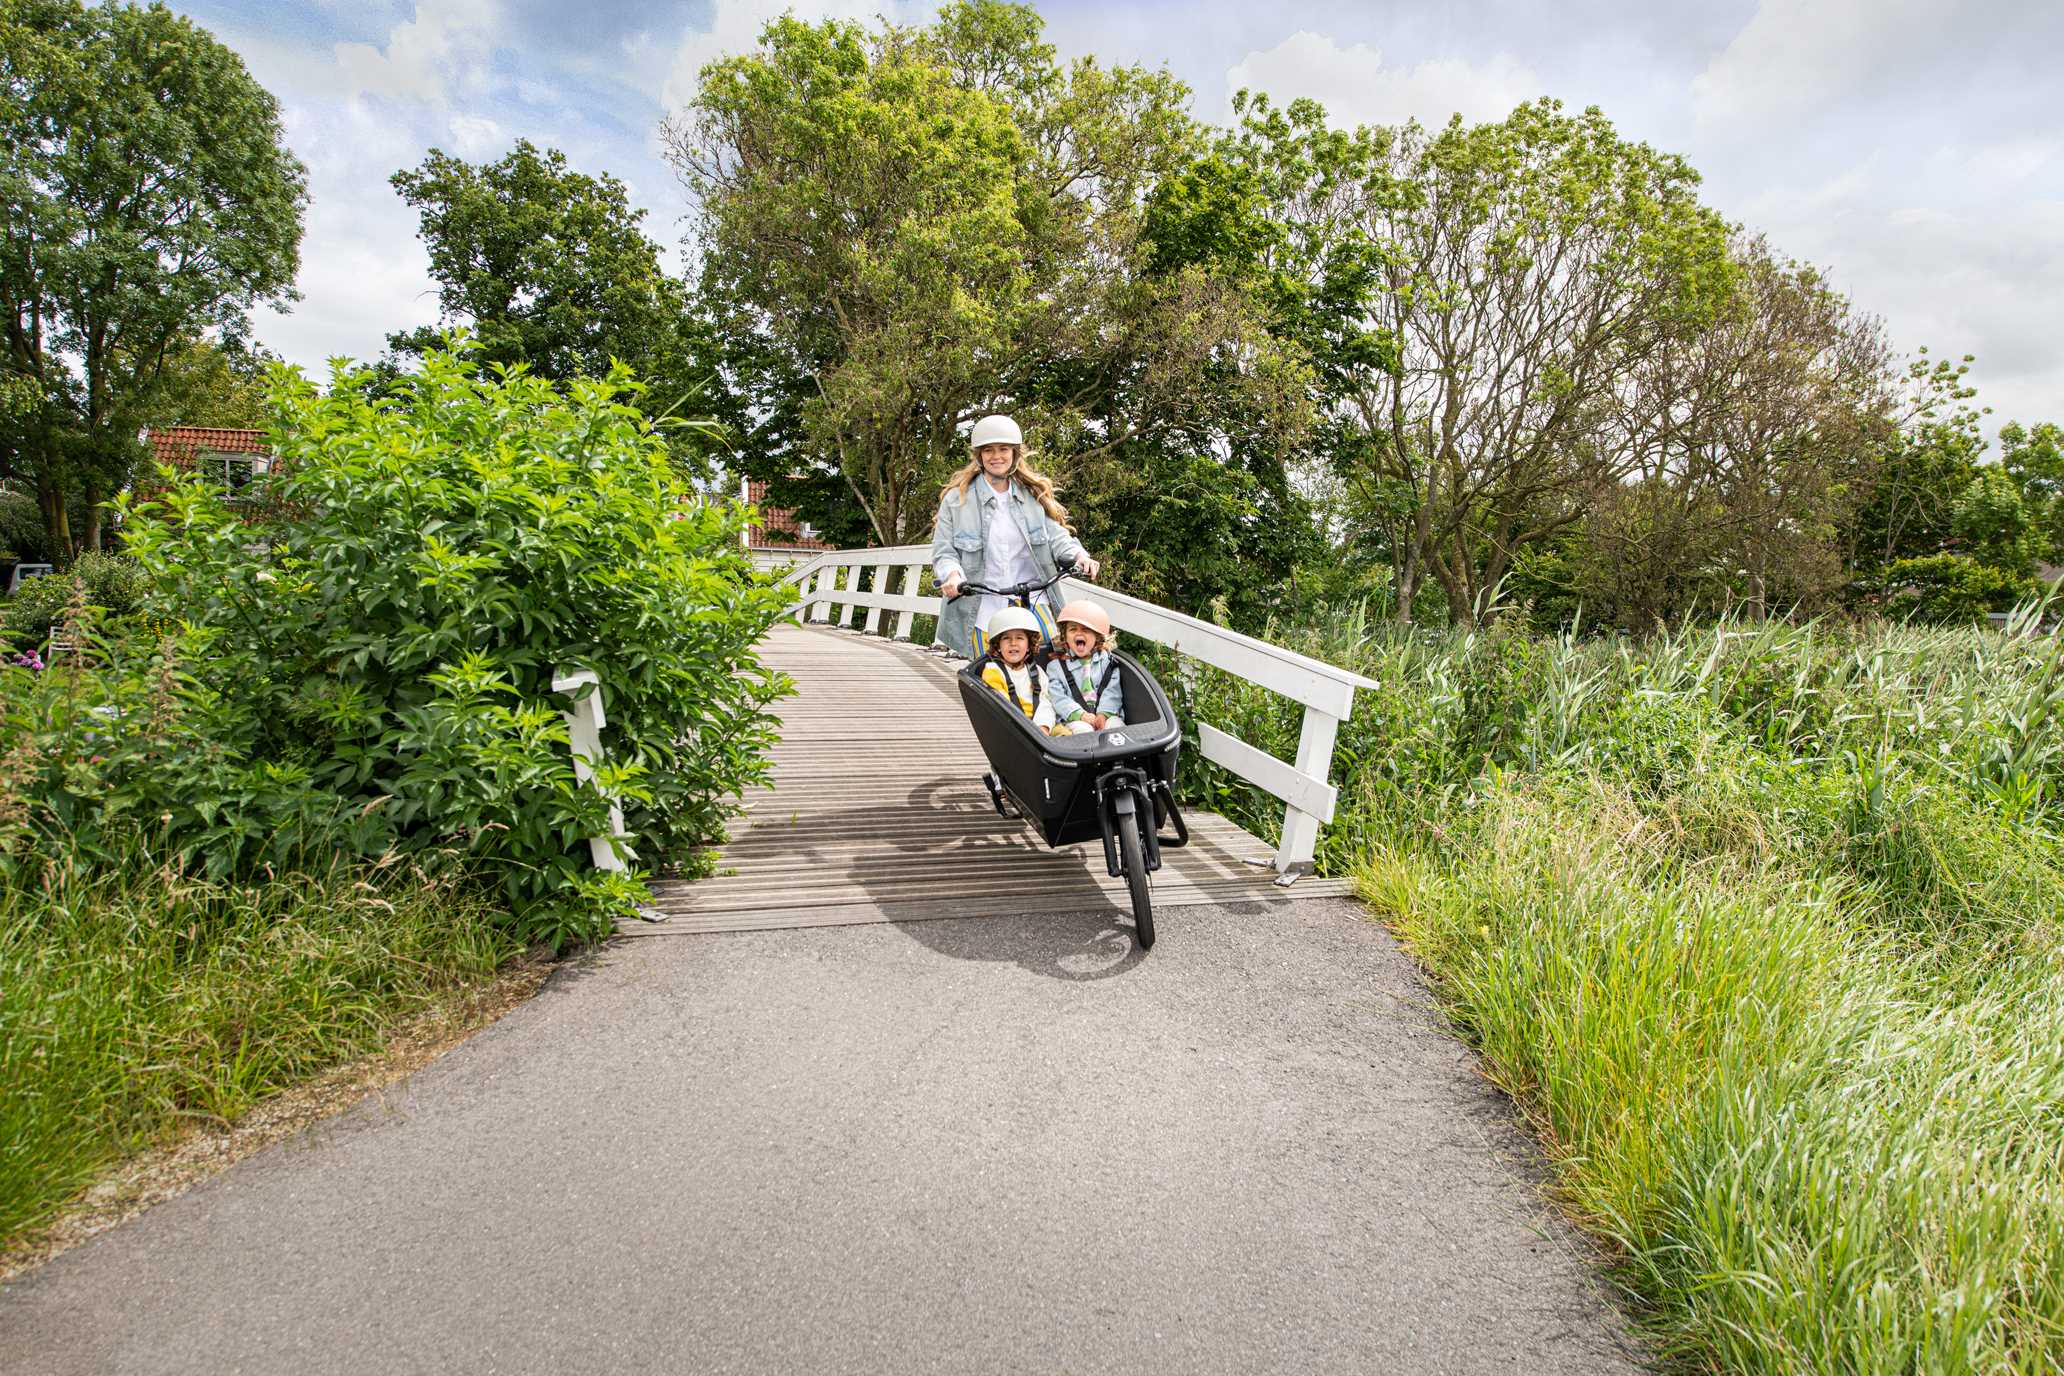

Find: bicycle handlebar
[946,562,1080,602]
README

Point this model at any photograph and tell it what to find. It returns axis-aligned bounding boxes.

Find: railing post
[552,668,632,873]
[862,559,890,635]
[893,564,921,640]
[839,563,864,627]
[1273,706,1341,876]
[808,563,836,622]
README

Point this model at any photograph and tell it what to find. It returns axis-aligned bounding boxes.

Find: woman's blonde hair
[942,445,1071,528]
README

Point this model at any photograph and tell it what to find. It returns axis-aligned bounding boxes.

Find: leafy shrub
[1,552,148,650]
[28,345,795,947]
[1884,552,2037,622]
[0,489,47,563]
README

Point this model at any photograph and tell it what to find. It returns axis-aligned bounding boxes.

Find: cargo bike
[949,566,1188,949]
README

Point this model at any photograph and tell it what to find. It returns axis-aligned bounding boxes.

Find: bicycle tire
[1116,806,1156,950]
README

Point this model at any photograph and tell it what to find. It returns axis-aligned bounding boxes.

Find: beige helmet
[969,414,1023,451]
[984,605,1043,641]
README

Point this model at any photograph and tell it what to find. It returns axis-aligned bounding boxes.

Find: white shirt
[977,483,1042,637]
[983,485,1039,587]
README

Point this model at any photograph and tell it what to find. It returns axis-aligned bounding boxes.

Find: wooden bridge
[611,546,1376,935]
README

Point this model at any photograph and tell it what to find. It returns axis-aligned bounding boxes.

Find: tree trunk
[1392,557,1419,625]
[79,480,103,553]
[36,469,72,570]
[1437,567,1476,629]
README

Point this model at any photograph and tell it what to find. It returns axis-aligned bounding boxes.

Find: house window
[198,448,267,493]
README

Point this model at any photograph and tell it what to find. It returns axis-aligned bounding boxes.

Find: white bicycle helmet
[984,605,1043,640]
[969,414,1023,450]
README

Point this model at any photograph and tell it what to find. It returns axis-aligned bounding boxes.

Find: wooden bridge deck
[637,622,1351,935]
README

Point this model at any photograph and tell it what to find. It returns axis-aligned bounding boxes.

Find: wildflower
[12,651,43,672]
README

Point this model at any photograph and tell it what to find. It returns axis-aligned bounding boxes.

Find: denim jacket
[1046,649,1125,723]
[930,479,1083,658]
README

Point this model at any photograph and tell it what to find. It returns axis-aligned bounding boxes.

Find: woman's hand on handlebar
[941,572,964,600]
[1072,554,1101,579]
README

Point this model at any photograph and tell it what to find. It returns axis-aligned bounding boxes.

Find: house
[135,426,285,524]
[144,426,273,488]
[739,477,831,573]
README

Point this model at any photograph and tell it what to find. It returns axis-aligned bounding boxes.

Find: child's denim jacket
[1047,650,1124,723]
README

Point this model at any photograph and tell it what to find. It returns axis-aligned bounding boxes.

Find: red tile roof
[741,478,831,550]
[146,426,270,469]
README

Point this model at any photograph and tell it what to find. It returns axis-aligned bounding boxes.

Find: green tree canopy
[665,0,1296,559]
[1150,94,1739,625]
[148,335,277,431]
[1999,420,2064,567]
[1844,352,1986,576]
[388,141,699,400]
[1953,467,2040,576]
[0,0,306,562]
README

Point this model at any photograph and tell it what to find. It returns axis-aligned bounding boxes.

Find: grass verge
[0,855,525,1255]
[1361,780,2064,1371]
[1156,610,2064,1371]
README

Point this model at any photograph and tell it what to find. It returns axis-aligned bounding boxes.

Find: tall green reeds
[1161,607,2064,1371]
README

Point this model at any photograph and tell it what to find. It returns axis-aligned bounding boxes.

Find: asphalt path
[1,898,1644,1375]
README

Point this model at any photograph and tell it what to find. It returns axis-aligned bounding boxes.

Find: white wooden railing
[778,546,1377,878]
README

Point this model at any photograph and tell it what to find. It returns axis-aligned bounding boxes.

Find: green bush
[1,552,148,650]
[38,345,795,947]
[1885,552,2038,622]
[0,489,48,564]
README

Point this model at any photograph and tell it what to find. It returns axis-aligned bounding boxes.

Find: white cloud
[1226,31,1540,129]
[1691,0,1956,135]
[333,0,499,104]
[1738,171,2064,427]
[447,113,506,158]
[246,102,441,373]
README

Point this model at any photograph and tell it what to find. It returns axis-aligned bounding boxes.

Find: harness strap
[982,654,1042,717]
[1059,657,1120,713]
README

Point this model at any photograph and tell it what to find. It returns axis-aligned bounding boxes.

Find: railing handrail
[779,547,1374,716]
[775,543,1374,877]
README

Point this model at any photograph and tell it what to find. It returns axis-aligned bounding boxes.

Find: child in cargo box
[978,606,1089,737]
[1046,600,1125,733]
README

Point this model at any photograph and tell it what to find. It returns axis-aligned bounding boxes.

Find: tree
[665,2,1267,548]
[1952,468,2039,576]
[149,335,277,430]
[1998,420,2064,567]
[0,0,305,563]
[388,142,702,417]
[1598,238,1890,620]
[1843,352,1986,576]
[1166,95,1736,625]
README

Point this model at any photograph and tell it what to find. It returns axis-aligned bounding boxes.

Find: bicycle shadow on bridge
[775,775,1156,982]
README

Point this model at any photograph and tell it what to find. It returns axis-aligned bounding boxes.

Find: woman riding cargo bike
[933,417,1186,950]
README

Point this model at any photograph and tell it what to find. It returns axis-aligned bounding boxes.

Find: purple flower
[13,651,43,671]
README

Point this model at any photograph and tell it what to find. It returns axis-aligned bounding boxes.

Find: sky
[170,0,2064,436]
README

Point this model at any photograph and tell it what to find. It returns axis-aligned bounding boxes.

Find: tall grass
[1160,607,2064,1371]
[0,856,518,1246]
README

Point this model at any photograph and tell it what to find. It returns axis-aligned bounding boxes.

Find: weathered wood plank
[634,622,1347,936]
